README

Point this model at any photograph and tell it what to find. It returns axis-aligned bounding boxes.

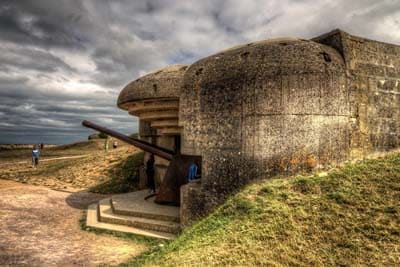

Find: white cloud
[0,122,14,127]
[38,118,73,127]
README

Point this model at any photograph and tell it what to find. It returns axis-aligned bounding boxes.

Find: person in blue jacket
[32,145,40,167]
[188,161,200,182]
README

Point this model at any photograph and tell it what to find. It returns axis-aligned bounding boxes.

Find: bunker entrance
[174,135,181,154]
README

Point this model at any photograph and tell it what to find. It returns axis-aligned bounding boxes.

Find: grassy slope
[127,153,400,266]
[89,151,144,194]
[0,140,142,192]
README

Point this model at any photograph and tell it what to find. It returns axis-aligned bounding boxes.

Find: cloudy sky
[0,0,399,144]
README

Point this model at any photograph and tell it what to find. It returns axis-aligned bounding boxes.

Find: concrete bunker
[86,29,400,230]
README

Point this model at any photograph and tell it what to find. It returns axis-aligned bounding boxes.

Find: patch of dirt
[0,180,147,266]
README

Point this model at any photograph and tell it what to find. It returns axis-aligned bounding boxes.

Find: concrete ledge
[134,110,179,121]
[111,190,180,222]
[86,204,176,240]
[99,199,180,234]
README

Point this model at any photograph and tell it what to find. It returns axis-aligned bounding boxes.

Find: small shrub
[130,133,139,139]
[98,132,108,139]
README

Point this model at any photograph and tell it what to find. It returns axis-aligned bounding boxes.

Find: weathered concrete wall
[180,39,351,217]
[180,182,204,226]
[315,30,400,158]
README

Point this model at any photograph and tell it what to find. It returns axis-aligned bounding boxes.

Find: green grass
[89,151,144,194]
[0,140,102,161]
[124,153,400,266]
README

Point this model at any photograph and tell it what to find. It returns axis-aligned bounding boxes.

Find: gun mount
[82,120,174,160]
[82,120,201,206]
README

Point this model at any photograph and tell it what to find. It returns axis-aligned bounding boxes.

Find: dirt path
[0,155,88,166]
[0,179,147,266]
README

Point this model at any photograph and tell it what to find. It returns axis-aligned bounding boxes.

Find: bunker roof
[184,38,345,86]
[118,64,189,110]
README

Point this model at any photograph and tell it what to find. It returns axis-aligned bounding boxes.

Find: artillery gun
[82,120,201,206]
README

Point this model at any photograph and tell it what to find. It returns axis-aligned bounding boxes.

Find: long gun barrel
[82,120,174,161]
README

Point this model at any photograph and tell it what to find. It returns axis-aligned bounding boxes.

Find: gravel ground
[0,179,146,266]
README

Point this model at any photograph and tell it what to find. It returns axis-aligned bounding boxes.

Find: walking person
[32,145,40,168]
[146,154,156,193]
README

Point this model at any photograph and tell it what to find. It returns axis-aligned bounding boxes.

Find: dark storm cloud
[0,45,75,73]
[0,0,399,144]
[0,0,89,48]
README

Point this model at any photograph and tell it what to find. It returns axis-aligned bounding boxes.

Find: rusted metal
[82,120,202,206]
[155,154,202,206]
[81,120,174,161]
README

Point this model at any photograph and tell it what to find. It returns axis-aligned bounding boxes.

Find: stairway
[86,190,180,240]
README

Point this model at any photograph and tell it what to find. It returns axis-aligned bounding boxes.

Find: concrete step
[86,203,176,240]
[111,192,180,223]
[99,199,181,234]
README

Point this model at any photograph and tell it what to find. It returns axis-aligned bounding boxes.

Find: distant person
[113,141,118,149]
[32,145,40,167]
[188,161,200,182]
[40,143,44,149]
[146,154,156,193]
